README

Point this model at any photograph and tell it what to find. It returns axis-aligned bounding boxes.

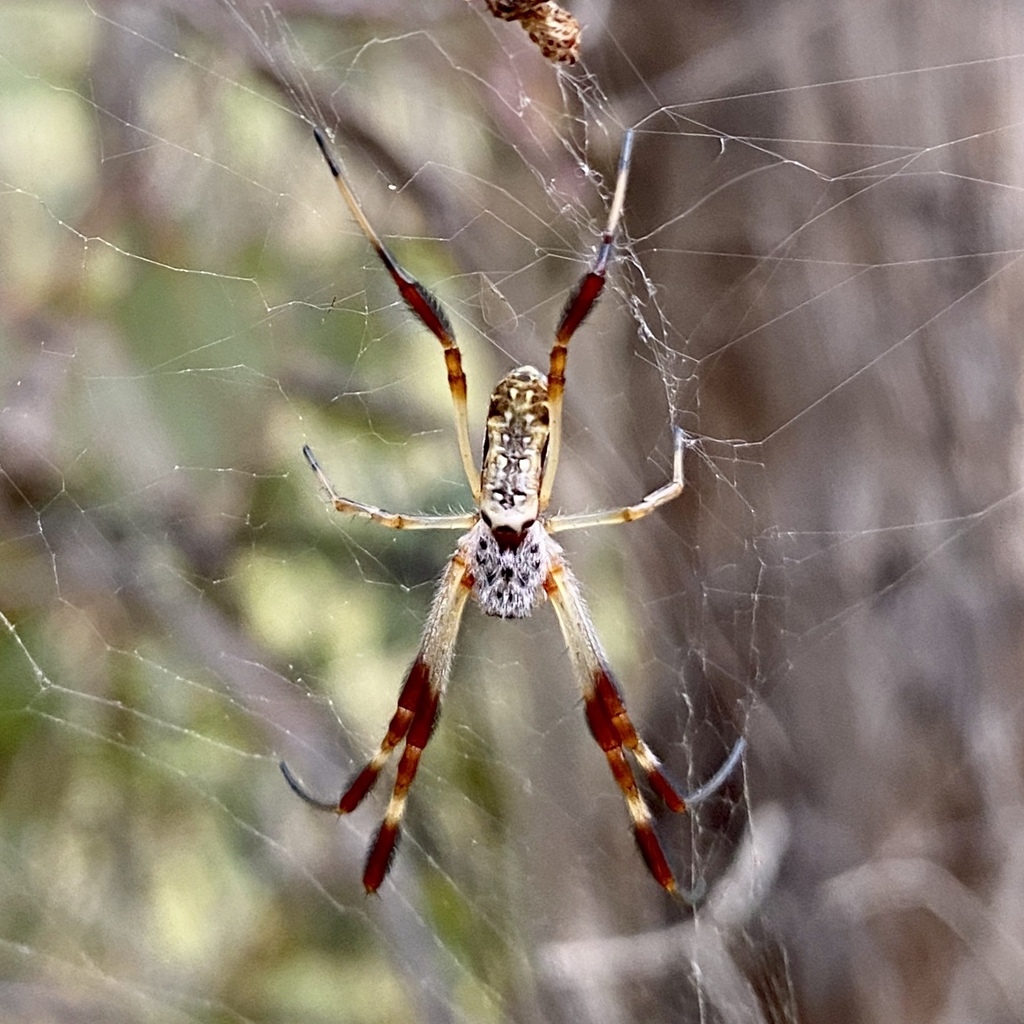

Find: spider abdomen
[479,366,550,534]
[468,520,552,619]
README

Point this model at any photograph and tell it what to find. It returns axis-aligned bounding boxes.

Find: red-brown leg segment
[540,129,634,509]
[280,661,446,893]
[545,553,686,893]
[313,127,479,497]
[590,668,687,813]
[362,681,442,893]
[282,546,474,891]
[582,668,678,892]
[337,659,430,813]
[280,657,428,814]
[546,555,746,895]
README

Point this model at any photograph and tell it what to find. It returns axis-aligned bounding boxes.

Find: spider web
[2,2,1024,1022]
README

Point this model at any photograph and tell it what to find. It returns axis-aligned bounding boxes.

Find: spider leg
[281,657,430,812]
[313,127,479,500]
[281,544,474,892]
[547,427,687,533]
[544,549,743,895]
[303,445,477,531]
[540,129,634,510]
[544,550,686,892]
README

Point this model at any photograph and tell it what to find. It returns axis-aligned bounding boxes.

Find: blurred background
[2,1,1023,1021]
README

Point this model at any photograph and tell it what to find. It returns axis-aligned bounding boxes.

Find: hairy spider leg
[301,444,476,531]
[545,547,744,896]
[547,426,687,533]
[540,128,635,511]
[313,127,480,501]
[281,547,474,893]
[543,550,685,892]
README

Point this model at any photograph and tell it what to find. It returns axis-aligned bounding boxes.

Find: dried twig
[480,0,581,64]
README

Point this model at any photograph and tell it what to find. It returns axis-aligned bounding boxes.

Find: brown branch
[479,0,581,64]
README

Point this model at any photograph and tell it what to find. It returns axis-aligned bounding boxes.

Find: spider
[281,126,746,896]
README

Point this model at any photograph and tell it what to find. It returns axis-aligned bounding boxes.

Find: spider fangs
[280,126,746,896]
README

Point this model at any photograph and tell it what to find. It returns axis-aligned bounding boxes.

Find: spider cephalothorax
[468,518,551,619]
[281,126,745,896]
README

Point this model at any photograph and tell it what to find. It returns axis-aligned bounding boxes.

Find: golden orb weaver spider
[280,126,746,895]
